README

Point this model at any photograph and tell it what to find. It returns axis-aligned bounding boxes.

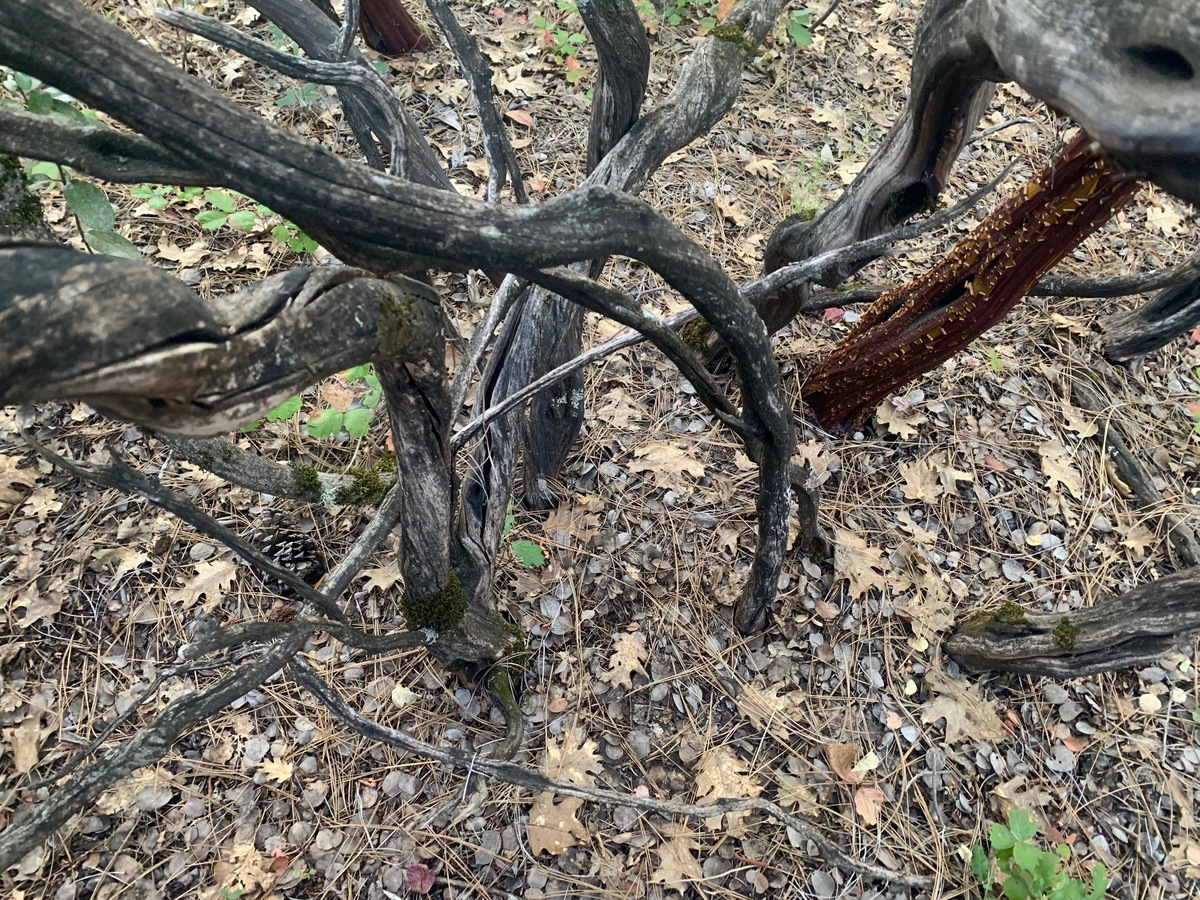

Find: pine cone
[244,522,327,600]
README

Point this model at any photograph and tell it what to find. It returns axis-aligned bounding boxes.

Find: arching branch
[0,242,442,435]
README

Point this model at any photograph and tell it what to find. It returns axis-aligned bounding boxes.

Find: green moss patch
[292,463,323,503]
[399,571,467,634]
[994,601,1027,625]
[1052,616,1080,651]
[710,23,754,52]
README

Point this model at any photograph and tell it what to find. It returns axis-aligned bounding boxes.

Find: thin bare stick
[163,435,396,505]
[19,433,350,623]
[423,0,527,203]
[186,616,435,658]
[810,0,843,34]
[335,0,361,60]
[0,632,308,872]
[746,160,1018,306]
[1034,249,1200,298]
[450,274,529,418]
[15,653,241,795]
[968,116,1039,143]
[0,451,413,869]
[157,8,407,176]
[453,164,1016,451]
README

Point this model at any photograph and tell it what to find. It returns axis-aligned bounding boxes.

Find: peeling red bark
[359,0,431,55]
[803,132,1141,430]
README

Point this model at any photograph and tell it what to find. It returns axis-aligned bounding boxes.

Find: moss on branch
[399,571,467,633]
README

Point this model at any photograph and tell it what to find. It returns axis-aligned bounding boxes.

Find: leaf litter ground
[1,1,1199,898]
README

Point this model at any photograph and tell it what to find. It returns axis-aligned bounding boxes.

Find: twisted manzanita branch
[423,0,526,203]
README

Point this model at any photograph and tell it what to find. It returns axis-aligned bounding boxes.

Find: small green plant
[987,346,1006,373]
[241,394,303,434]
[531,1,588,80]
[194,188,259,232]
[128,184,200,211]
[129,185,318,253]
[277,82,322,108]
[970,809,1108,900]
[263,25,322,106]
[266,24,298,52]
[503,504,546,568]
[308,364,382,439]
[633,0,658,20]
[4,69,140,258]
[243,365,383,439]
[25,160,140,258]
[660,0,718,29]
[271,220,319,254]
[789,150,832,219]
[2,69,91,124]
[787,7,817,48]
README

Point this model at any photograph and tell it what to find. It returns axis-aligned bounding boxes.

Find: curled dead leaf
[825,742,862,784]
[854,786,887,825]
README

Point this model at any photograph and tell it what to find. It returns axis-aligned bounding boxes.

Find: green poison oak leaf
[343,407,373,438]
[84,231,141,259]
[226,210,256,232]
[305,408,344,439]
[196,209,229,230]
[511,539,546,568]
[266,396,302,422]
[63,180,114,231]
[204,189,237,213]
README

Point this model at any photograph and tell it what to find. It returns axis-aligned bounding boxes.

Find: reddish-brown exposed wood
[802,133,1140,430]
[359,0,431,55]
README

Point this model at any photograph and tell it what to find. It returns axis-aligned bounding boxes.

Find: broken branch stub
[0,242,442,436]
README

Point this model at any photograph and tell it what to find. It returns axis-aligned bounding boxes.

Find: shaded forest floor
[1,1,1199,898]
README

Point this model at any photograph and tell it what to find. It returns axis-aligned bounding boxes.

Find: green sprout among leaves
[277,82,322,108]
[195,188,256,232]
[129,185,319,253]
[531,1,589,82]
[503,505,546,568]
[790,150,831,219]
[4,68,140,259]
[787,7,817,48]
[660,0,717,29]
[263,26,322,106]
[309,363,383,440]
[970,809,1107,900]
[242,364,383,439]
